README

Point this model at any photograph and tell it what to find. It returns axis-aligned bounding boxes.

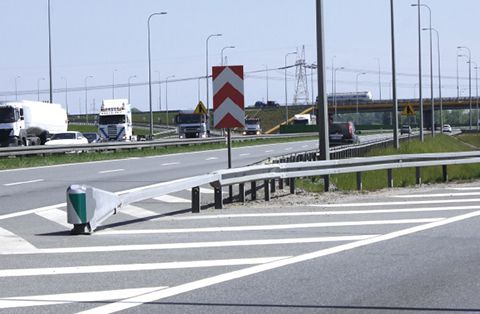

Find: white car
[442,124,452,133]
[45,131,89,146]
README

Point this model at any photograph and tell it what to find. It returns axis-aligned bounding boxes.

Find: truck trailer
[98,99,135,141]
[0,100,68,147]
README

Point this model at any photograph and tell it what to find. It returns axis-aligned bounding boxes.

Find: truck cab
[175,111,208,138]
[98,99,134,142]
[243,118,261,135]
[0,103,25,146]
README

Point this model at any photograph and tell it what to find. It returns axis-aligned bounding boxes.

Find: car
[400,124,412,135]
[329,121,359,146]
[442,124,452,133]
[82,132,101,143]
[45,131,88,146]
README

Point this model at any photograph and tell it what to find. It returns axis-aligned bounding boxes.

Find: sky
[0,0,479,115]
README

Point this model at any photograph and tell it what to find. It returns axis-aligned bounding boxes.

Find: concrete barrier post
[191,186,200,213]
[279,177,284,190]
[356,172,363,191]
[416,167,422,185]
[387,169,394,188]
[270,179,276,193]
[442,165,448,182]
[239,183,245,203]
[214,186,223,209]
[264,180,271,201]
[323,175,330,192]
[289,178,295,194]
[251,181,257,201]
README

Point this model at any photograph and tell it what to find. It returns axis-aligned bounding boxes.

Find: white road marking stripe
[0,257,289,278]
[161,162,180,166]
[284,147,292,150]
[79,210,480,314]
[310,198,480,208]
[120,205,157,219]
[239,153,251,156]
[394,192,480,198]
[35,208,70,228]
[99,218,442,235]
[162,205,480,220]
[3,179,44,186]
[265,150,274,153]
[1,235,377,255]
[154,195,190,203]
[0,227,38,254]
[452,187,480,191]
[0,203,66,221]
[98,169,124,174]
[0,287,165,309]
[206,157,219,160]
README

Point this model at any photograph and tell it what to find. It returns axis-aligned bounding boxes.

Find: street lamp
[355,72,366,114]
[423,27,443,133]
[47,0,53,103]
[390,0,399,149]
[457,53,467,99]
[205,33,222,132]
[197,76,202,103]
[165,75,175,127]
[458,46,472,129]
[411,1,424,141]
[37,77,45,101]
[128,75,136,103]
[284,51,297,124]
[14,76,21,101]
[84,75,93,123]
[221,46,235,66]
[155,71,162,112]
[263,64,270,102]
[413,3,434,136]
[61,76,68,114]
[112,69,117,99]
[375,58,382,101]
[147,11,167,139]
[469,61,479,130]
[333,66,344,116]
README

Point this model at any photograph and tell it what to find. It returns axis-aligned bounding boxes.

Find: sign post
[213,65,245,202]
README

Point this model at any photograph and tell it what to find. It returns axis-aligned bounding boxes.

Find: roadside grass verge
[0,136,316,170]
[456,133,480,148]
[297,134,480,192]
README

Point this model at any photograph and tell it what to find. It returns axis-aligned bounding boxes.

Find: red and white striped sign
[212,65,245,129]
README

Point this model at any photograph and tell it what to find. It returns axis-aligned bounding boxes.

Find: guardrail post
[416,167,422,185]
[387,169,393,188]
[356,172,363,191]
[264,180,271,201]
[239,183,245,203]
[279,178,284,190]
[270,179,276,193]
[191,186,200,213]
[323,175,330,192]
[442,165,448,182]
[285,178,290,187]
[214,186,223,209]
[289,178,295,194]
[251,181,257,201]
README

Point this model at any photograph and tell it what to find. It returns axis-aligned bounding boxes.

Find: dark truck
[329,121,359,146]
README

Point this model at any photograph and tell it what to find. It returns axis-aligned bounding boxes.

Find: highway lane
[1,183,479,313]
[0,140,319,214]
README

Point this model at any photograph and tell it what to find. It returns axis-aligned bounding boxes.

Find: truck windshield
[99,115,126,124]
[0,107,16,123]
[245,119,259,125]
[176,114,204,124]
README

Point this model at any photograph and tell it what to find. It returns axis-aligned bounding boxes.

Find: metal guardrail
[0,133,317,158]
[66,150,480,234]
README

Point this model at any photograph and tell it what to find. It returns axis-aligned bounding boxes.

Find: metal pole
[37,77,45,101]
[476,65,479,130]
[221,46,235,66]
[148,12,167,139]
[284,51,297,124]
[458,46,472,129]
[457,52,462,99]
[355,72,366,114]
[375,57,382,101]
[333,67,344,117]
[155,71,162,112]
[311,65,315,106]
[197,77,201,103]
[206,34,222,134]
[48,0,53,103]
[417,1,424,141]
[227,128,232,200]
[165,75,175,127]
[391,0,399,149]
[264,64,269,102]
[429,28,443,133]
[418,4,434,136]
[61,76,68,114]
[84,75,92,124]
[112,69,117,99]
[15,76,20,101]
[128,75,136,103]
[316,0,329,160]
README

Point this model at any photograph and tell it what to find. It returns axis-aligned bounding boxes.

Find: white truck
[293,114,317,125]
[98,99,135,142]
[0,100,68,147]
[243,118,262,135]
[174,110,208,138]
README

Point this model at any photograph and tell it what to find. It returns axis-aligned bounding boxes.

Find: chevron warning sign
[212,65,245,129]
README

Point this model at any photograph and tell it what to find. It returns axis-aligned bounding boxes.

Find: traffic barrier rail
[66,150,480,234]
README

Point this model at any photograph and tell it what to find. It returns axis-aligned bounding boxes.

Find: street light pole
[61,76,68,114]
[128,75,136,103]
[148,11,167,139]
[206,33,222,133]
[355,72,366,114]
[84,75,93,124]
[165,75,175,128]
[411,1,424,141]
[375,58,382,101]
[458,46,472,129]
[390,0,399,149]
[37,77,45,101]
[333,66,344,117]
[284,51,297,124]
[220,46,235,66]
[263,64,270,102]
[47,0,53,103]
[155,71,162,112]
[14,76,20,101]
[424,27,443,133]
